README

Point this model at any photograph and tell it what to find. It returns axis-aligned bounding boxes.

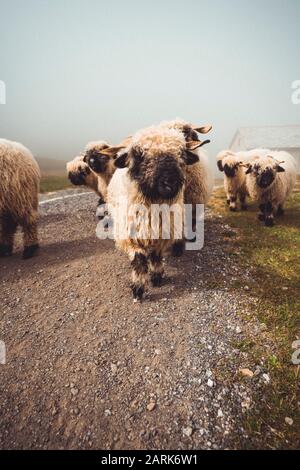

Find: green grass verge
[208,180,300,448]
[40,175,72,193]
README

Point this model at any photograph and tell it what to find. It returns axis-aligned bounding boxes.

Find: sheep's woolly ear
[186,140,210,151]
[192,125,212,134]
[217,160,224,172]
[114,151,129,168]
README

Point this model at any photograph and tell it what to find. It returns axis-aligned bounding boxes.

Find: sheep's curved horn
[192,125,212,134]
[99,145,126,157]
[266,154,285,164]
[186,140,210,151]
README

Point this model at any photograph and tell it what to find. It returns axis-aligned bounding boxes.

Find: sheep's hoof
[265,218,274,227]
[131,284,144,301]
[23,244,39,259]
[276,207,284,216]
[229,206,237,212]
[241,205,248,211]
[151,272,163,287]
[226,199,230,206]
[258,213,265,221]
[172,241,184,257]
[0,244,13,257]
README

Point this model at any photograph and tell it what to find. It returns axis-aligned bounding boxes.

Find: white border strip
[39,192,92,206]
[39,184,223,206]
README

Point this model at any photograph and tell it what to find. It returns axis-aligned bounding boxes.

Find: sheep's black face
[129,150,185,201]
[68,167,90,186]
[182,126,200,142]
[257,168,275,189]
[246,162,285,188]
[84,148,109,174]
[224,163,238,178]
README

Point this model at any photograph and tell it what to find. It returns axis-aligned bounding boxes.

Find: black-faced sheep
[67,155,101,195]
[67,141,111,204]
[105,126,206,301]
[243,151,297,226]
[0,139,40,258]
[159,119,213,255]
[217,149,269,211]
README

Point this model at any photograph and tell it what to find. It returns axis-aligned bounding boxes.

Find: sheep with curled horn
[217,148,270,211]
[241,151,297,227]
[104,125,210,301]
[67,141,112,205]
[159,119,213,255]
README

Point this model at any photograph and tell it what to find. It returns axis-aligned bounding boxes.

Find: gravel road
[0,188,273,449]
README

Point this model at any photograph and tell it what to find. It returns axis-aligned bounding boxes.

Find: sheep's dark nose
[68,172,86,186]
[257,170,274,188]
[224,164,236,178]
[158,176,181,199]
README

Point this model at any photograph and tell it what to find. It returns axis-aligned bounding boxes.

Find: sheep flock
[0,119,298,300]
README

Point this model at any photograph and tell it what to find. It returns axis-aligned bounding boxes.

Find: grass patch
[40,175,71,193]
[209,180,300,448]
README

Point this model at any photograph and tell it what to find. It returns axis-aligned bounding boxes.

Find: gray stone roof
[230,125,300,151]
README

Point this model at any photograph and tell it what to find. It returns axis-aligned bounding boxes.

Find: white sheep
[105,125,204,301]
[67,154,101,195]
[66,141,112,203]
[217,149,270,211]
[0,139,40,258]
[159,119,213,255]
[243,150,297,226]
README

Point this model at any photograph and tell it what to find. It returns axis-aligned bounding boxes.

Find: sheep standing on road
[0,139,40,258]
[105,126,207,301]
[160,119,213,255]
[160,119,213,204]
[67,155,101,195]
[67,141,111,204]
[243,151,297,227]
[217,150,249,211]
[217,149,269,211]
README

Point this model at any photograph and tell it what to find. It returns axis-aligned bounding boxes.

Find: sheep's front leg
[258,203,266,221]
[276,204,284,216]
[0,213,17,257]
[263,202,274,227]
[21,215,39,259]
[171,240,185,257]
[130,252,149,301]
[148,251,164,287]
[239,193,248,211]
[228,194,237,212]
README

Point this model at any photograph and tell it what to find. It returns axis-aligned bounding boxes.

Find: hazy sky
[0,0,299,162]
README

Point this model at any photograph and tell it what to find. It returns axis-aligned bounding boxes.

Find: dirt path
[0,189,273,449]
